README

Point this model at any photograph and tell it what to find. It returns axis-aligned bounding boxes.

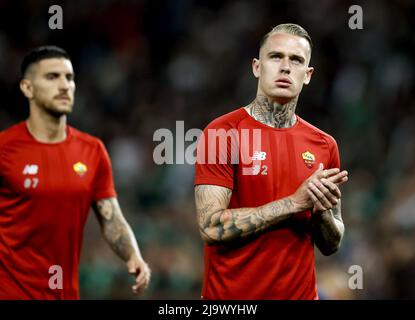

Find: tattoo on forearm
[96,199,114,220]
[245,95,298,128]
[195,185,294,244]
[94,198,139,262]
[312,200,344,255]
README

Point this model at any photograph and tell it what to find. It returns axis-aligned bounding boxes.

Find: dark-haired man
[0,46,150,299]
[195,24,348,299]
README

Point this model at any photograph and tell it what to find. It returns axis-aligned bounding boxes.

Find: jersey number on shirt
[24,178,39,189]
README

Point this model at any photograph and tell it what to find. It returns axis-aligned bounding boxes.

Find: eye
[270,53,282,60]
[291,57,302,65]
[46,73,58,80]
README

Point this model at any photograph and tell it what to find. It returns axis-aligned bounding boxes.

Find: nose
[58,76,70,90]
[280,57,291,74]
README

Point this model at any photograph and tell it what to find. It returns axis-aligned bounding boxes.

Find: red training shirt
[195,107,340,300]
[0,122,116,299]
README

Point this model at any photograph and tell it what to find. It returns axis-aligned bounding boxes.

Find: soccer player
[0,46,150,299]
[194,24,349,299]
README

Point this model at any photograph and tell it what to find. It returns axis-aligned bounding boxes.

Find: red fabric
[0,122,116,299]
[195,108,340,300]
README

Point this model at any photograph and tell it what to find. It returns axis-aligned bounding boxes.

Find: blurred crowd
[0,0,414,299]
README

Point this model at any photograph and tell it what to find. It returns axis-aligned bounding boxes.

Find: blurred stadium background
[0,0,414,299]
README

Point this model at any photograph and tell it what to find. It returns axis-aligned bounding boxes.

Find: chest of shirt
[233,130,332,204]
[0,142,98,199]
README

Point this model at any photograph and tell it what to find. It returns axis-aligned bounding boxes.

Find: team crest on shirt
[73,162,88,177]
[302,151,315,168]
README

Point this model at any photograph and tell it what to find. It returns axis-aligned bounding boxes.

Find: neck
[26,105,67,143]
[245,95,297,128]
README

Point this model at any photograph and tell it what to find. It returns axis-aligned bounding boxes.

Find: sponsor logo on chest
[22,164,39,189]
[243,150,268,176]
[22,164,39,175]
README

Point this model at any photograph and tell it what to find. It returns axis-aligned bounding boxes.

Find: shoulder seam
[207,108,249,130]
[235,109,250,128]
[69,126,102,147]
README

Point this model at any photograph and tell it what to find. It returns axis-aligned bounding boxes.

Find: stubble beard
[40,99,73,119]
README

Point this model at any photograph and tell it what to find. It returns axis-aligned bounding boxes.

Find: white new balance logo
[252,151,266,161]
[22,164,39,175]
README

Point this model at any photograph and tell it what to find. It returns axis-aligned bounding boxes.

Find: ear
[252,58,260,78]
[303,66,314,85]
[20,79,34,99]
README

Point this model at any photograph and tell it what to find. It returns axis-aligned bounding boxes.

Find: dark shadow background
[0,0,414,299]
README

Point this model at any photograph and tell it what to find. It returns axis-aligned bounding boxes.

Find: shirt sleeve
[325,135,341,169]
[194,125,235,190]
[92,139,117,201]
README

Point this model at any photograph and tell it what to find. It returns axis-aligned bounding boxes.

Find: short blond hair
[260,23,313,53]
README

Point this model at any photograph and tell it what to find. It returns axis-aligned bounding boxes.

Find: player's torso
[232,119,332,209]
[1,139,97,203]
[0,124,106,299]
[0,131,101,245]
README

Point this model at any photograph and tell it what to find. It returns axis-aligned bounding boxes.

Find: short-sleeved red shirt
[0,122,116,299]
[195,108,340,300]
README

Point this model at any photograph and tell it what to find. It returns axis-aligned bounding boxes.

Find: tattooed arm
[311,201,344,256]
[307,176,347,255]
[195,185,299,245]
[195,165,348,245]
[92,197,150,293]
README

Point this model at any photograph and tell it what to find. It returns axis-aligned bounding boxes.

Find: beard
[38,98,74,118]
[45,107,72,118]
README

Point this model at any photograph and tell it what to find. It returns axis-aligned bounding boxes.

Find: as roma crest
[73,162,88,177]
[302,151,315,168]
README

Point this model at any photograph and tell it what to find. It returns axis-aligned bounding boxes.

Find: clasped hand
[292,163,348,213]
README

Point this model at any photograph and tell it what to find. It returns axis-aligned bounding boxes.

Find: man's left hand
[307,177,342,213]
[127,257,151,294]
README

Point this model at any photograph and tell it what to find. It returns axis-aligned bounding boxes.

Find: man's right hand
[290,163,348,212]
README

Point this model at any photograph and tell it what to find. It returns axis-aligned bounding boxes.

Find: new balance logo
[22,164,39,175]
[252,151,266,161]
